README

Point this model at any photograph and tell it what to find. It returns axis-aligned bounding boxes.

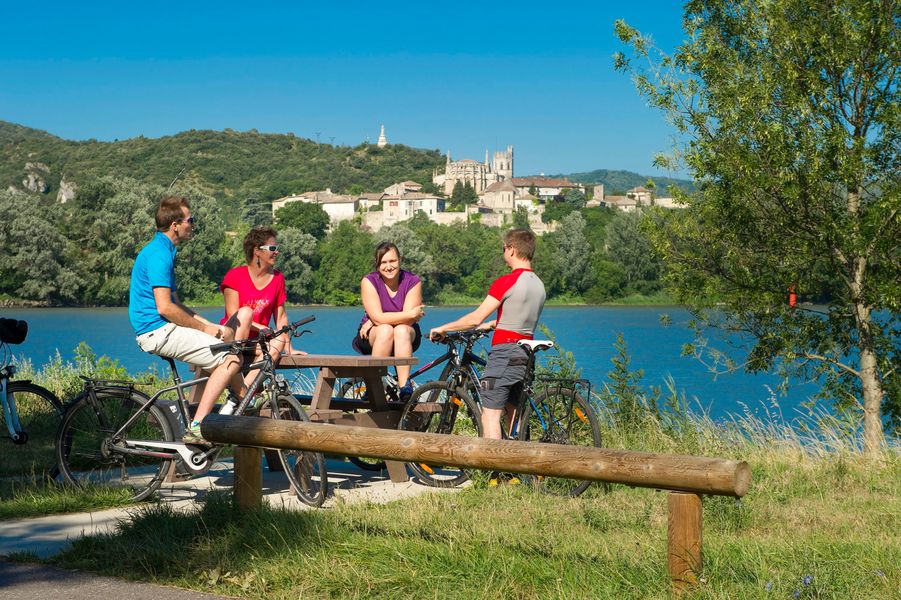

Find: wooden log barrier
[202,415,750,594]
[201,414,750,496]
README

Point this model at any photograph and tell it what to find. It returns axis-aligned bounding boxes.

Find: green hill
[0,120,445,219]
[549,168,695,194]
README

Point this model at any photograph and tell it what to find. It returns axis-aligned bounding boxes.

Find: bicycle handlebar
[435,329,489,345]
[209,315,316,355]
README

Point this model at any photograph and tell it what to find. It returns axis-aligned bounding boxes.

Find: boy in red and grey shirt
[429,228,546,441]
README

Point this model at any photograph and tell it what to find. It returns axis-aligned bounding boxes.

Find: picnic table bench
[276,353,418,483]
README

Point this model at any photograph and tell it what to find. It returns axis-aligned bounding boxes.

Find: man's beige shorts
[136,323,228,371]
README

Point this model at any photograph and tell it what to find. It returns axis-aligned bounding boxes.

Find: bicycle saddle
[518,339,554,352]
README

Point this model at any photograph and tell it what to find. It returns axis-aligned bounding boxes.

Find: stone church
[432,145,514,195]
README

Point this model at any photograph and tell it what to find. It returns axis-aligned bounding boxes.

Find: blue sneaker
[398,384,415,402]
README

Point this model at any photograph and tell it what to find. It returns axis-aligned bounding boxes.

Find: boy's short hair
[243,226,278,263]
[504,228,536,260]
[156,196,190,231]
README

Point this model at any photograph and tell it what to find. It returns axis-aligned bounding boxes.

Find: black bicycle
[55,317,328,506]
[0,318,64,478]
[398,334,604,496]
[335,328,489,472]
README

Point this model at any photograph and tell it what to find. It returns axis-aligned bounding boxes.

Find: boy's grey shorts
[479,343,529,410]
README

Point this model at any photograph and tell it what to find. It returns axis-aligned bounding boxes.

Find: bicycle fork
[1,375,27,444]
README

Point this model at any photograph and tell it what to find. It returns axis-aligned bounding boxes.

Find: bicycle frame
[1,365,26,442]
[89,323,306,473]
[342,332,489,401]
[504,346,592,440]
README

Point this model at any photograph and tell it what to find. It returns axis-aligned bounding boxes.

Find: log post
[668,491,702,594]
[234,446,263,510]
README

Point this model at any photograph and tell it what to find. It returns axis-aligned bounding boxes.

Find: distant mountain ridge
[545,168,695,194]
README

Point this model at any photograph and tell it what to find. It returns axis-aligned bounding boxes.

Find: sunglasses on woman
[259,245,280,252]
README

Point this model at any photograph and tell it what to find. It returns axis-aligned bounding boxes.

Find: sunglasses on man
[178,216,196,225]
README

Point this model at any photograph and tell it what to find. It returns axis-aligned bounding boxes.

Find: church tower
[493,145,514,181]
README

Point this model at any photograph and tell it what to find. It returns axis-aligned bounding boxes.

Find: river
[1,306,821,422]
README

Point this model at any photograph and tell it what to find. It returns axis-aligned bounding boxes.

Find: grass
[5,344,899,596]
[46,455,899,599]
[40,409,900,599]
[0,479,133,520]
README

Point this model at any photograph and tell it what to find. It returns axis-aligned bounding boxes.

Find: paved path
[0,560,235,599]
[0,457,447,598]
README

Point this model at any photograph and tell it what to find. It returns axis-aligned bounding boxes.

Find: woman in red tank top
[220,227,304,376]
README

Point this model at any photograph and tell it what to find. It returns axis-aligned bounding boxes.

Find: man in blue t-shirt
[129,196,243,444]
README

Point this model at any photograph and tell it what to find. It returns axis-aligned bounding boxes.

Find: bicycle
[55,316,328,507]
[398,334,604,496]
[335,328,489,471]
[0,318,64,478]
[337,329,489,402]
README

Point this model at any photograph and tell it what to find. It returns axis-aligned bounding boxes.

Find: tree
[274,201,330,240]
[512,205,530,229]
[615,0,900,450]
[451,181,478,206]
[275,228,317,303]
[59,176,160,305]
[562,187,586,209]
[605,211,662,294]
[313,221,373,305]
[419,181,442,196]
[0,191,80,303]
[554,211,595,294]
[585,257,627,303]
[541,200,576,223]
[242,196,272,227]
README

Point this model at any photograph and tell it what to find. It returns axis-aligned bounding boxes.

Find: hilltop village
[271,126,680,233]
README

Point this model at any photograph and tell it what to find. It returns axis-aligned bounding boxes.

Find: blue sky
[0,1,688,177]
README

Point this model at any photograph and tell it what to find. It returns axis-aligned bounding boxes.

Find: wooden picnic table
[276,354,418,483]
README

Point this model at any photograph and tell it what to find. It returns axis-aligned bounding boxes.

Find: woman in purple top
[354,241,425,395]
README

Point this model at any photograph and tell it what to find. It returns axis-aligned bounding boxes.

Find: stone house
[271,189,358,223]
[510,176,583,200]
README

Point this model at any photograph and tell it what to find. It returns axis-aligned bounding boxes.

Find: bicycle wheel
[1,382,63,478]
[56,388,174,502]
[338,378,388,472]
[398,381,482,488]
[517,387,603,497]
[270,392,328,507]
[338,378,367,400]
